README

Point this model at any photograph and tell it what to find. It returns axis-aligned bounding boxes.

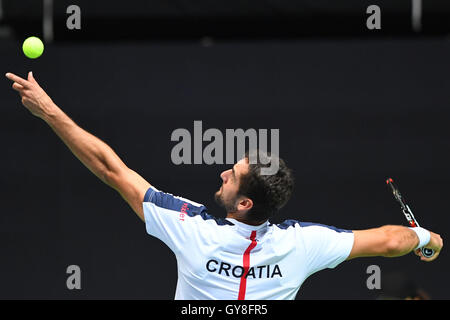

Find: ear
[237,197,253,212]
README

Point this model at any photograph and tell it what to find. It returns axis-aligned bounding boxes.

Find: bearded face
[214,158,249,213]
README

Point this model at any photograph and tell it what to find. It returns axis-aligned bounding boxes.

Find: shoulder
[272,219,352,233]
[143,186,233,226]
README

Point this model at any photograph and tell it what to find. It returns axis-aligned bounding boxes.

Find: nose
[220,169,231,183]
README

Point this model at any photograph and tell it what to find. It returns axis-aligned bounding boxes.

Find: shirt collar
[226,218,269,232]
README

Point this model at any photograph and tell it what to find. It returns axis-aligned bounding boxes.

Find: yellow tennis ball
[22,36,44,59]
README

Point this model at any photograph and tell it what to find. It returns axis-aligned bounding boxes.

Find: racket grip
[421,247,435,258]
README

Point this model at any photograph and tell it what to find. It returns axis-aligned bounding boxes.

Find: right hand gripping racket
[386,178,434,258]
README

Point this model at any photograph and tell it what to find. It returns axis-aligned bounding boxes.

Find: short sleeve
[142,186,209,253]
[298,222,354,276]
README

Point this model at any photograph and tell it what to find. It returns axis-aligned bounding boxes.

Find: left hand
[6,71,55,119]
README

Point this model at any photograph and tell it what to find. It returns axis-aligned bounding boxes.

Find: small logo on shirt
[206,259,282,279]
[179,202,188,221]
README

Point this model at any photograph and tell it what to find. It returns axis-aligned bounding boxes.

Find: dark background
[0,1,449,299]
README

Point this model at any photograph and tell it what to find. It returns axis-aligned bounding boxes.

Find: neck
[226,212,267,226]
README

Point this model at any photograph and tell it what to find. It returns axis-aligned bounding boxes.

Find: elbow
[100,158,128,188]
[103,166,131,191]
[102,168,119,188]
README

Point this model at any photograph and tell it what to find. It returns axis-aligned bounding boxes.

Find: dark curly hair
[238,150,294,222]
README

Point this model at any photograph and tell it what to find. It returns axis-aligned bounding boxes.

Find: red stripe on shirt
[237,230,258,300]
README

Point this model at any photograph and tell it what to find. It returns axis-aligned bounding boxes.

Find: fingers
[12,82,24,92]
[5,72,30,87]
[28,71,37,84]
[418,247,440,262]
[414,247,435,262]
[414,248,421,257]
[420,253,438,262]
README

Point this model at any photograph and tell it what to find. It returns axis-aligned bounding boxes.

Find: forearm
[350,225,419,259]
[42,101,126,186]
[382,225,419,257]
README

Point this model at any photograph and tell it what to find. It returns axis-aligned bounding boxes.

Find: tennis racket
[386,178,434,258]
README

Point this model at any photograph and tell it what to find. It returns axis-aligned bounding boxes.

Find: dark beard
[214,190,238,213]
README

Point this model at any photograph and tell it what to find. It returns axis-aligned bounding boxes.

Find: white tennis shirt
[143,186,354,300]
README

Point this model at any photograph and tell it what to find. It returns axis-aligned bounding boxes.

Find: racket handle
[421,247,435,258]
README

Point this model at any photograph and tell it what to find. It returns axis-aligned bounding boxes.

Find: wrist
[409,227,431,249]
[41,101,61,123]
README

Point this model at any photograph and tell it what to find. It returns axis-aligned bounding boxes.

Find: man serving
[5,72,443,300]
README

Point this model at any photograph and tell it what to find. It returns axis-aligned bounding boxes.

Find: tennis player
[6,72,443,300]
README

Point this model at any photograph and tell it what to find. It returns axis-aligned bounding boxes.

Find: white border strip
[43,0,54,43]
[412,0,422,33]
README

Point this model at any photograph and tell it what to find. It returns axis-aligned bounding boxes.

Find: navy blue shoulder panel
[143,187,233,226]
[276,219,301,229]
[276,219,352,233]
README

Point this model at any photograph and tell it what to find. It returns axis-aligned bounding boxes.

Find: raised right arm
[6,71,150,221]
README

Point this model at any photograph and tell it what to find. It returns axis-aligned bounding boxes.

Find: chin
[214,189,226,208]
[215,186,223,197]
